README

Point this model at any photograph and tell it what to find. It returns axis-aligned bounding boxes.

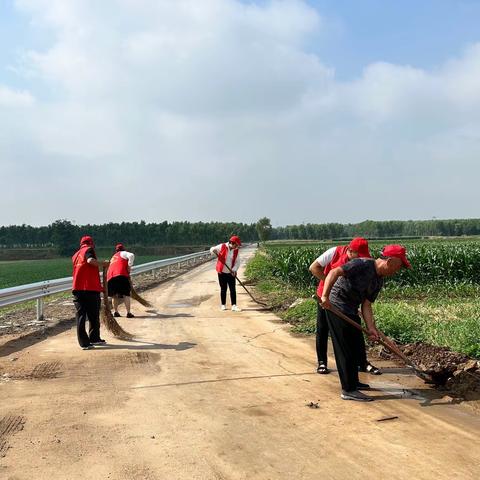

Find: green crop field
[246,239,480,358]
[0,255,165,289]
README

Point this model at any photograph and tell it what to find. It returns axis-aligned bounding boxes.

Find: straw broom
[101,267,134,340]
[129,277,152,307]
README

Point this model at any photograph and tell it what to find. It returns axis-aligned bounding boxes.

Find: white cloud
[0,84,34,106]
[2,0,480,225]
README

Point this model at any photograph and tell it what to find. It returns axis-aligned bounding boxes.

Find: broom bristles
[101,266,134,339]
[101,302,134,340]
[130,284,152,307]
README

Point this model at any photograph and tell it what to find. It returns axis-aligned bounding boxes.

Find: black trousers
[73,291,101,347]
[316,303,368,368]
[325,309,366,392]
[316,303,329,365]
[217,272,236,305]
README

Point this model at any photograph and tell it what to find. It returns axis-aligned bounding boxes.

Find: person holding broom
[320,245,411,402]
[309,237,381,376]
[210,236,242,311]
[107,243,135,318]
[72,235,109,350]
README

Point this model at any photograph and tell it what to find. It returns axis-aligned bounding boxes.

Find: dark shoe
[316,363,330,374]
[114,311,121,317]
[91,339,106,345]
[126,312,134,318]
[81,345,94,350]
[357,382,371,390]
[341,390,373,402]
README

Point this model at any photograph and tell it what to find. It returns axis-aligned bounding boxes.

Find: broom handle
[213,251,267,307]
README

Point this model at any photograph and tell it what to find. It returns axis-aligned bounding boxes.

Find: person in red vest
[72,235,109,350]
[309,238,381,375]
[107,243,135,318]
[210,235,242,312]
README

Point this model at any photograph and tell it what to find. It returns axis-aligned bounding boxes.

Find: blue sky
[1,0,480,226]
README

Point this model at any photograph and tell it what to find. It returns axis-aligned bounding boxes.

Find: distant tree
[50,219,77,256]
[256,217,272,242]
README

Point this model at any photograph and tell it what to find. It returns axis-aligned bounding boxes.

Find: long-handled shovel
[325,303,434,384]
[213,251,268,307]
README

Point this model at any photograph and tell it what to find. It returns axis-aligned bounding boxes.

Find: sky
[1,0,480,227]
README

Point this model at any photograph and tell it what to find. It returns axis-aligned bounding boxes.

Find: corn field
[265,241,480,290]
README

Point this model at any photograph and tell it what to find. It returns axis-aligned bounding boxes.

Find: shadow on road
[95,341,197,351]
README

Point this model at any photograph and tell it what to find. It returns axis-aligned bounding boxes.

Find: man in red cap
[309,238,380,375]
[72,236,109,350]
[107,243,135,318]
[210,236,242,311]
[320,244,411,401]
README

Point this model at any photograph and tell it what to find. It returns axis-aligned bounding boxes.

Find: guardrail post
[36,298,44,321]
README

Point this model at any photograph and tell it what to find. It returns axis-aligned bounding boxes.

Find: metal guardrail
[0,250,213,320]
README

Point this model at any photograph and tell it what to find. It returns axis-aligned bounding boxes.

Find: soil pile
[401,342,480,396]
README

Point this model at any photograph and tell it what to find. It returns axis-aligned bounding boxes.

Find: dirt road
[1,248,479,479]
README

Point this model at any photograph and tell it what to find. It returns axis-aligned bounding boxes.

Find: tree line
[1,218,479,255]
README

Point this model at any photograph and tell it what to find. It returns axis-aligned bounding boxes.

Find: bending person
[320,245,411,402]
[107,243,135,318]
[309,238,381,375]
[210,236,242,312]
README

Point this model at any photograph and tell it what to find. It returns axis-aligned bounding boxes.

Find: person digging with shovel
[309,237,381,376]
[320,245,411,402]
[210,236,242,312]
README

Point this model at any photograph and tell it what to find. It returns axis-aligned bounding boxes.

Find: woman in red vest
[72,235,109,350]
[210,236,242,312]
[309,238,381,375]
[107,243,135,318]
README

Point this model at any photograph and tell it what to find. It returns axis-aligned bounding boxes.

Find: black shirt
[84,247,96,261]
[330,258,384,315]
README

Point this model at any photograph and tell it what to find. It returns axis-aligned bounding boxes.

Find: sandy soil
[1,247,479,480]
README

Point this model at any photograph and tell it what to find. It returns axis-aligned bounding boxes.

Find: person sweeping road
[107,243,135,318]
[210,236,242,311]
[309,237,381,376]
[320,245,411,402]
[72,235,109,350]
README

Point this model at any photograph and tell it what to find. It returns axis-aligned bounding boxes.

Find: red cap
[80,235,94,246]
[229,235,242,246]
[115,243,125,252]
[382,244,411,268]
[348,237,371,258]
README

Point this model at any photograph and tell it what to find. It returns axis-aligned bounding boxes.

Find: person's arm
[309,260,326,281]
[361,300,380,341]
[210,244,223,255]
[309,247,335,280]
[319,266,345,309]
[231,253,240,275]
[87,257,109,268]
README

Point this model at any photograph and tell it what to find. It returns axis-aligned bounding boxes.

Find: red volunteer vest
[216,243,239,273]
[316,245,350,297]
[72,246,102,292]
[107,252,130,281]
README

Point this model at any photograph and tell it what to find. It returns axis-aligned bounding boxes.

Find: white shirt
[316,247,336,268]
[210,243,241,273]
[119,250,135,267]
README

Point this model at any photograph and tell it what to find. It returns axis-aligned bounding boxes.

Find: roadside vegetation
[245,240,480,358]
